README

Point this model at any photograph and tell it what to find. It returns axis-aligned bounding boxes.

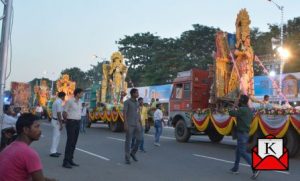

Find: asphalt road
[29,121,300,181]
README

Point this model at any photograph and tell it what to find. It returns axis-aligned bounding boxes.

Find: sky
[5,0,300,88]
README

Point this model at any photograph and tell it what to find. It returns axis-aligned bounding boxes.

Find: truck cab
[169,68,211,141]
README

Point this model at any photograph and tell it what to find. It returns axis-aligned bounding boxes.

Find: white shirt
[81,107,87,116]
[2,114,18,130]
[52,98,64,119]
[154,109,163,121]
[35,106,43,113]
[64,98,82,120]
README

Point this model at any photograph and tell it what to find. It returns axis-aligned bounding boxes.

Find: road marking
[107,137,125,142]
[145,134,176,140]
[193,154,290,175]
[76,148,110,161]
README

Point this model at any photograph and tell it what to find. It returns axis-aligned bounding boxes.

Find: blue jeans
[80,116,87,133]
[232,131,252,171]
[131,127,144,150]
[154,120,163,143]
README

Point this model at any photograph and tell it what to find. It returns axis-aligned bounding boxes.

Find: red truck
[169,68,300,157]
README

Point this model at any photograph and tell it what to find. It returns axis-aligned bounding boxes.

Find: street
[33,121,299,181]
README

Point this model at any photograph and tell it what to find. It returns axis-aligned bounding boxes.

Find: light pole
[267,0,284,104]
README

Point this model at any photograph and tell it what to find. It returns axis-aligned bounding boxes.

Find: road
[30,121,300,181]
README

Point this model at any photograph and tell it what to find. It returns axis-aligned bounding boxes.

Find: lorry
[169,9,300,157]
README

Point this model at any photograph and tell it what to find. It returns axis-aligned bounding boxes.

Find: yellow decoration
[56,74,76,100]
[101,51,128,104]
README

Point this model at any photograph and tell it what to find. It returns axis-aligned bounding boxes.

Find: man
[131,97,147,152]
[49,91,66,157]
[80,103,88,133]
[0,113,56,181]
[229,95,260,180]
[62,88,83,168]
[35,104,43,119]
[0,105,17,151]
[124,88,142,164]
[154,103,163,146]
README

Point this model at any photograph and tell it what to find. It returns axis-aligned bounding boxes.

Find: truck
[169,68,300,157]
[169,9,300,157]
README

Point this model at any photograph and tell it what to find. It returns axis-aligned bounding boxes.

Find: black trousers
[63,119,80,163]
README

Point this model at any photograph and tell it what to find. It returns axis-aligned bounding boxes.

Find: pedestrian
[80,103,88,133]
[49,91,66,157]
[0,113,56,181]
[124,88,142,164]
[154,103,164,146]
[229,94,260,180]
[0,105,17,151]
[62,88,83,168]
[35,104,43,119]
[131,97,147,152]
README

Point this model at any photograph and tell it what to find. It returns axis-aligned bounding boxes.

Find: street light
[267,0,284,104]
[269,70,276,77]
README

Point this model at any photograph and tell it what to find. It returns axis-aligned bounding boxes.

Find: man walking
[124,88,142,164]
[49,91,66,157]
[62,88,83,168]
[229,94,260,180]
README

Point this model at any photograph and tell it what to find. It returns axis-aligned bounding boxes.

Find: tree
[86,61,105,84]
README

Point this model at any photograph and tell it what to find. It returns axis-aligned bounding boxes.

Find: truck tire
[145,122,150,133]
[247,130,263,152]
[110,120,124,132]
[206,124,224,143]
[284,128,300,157]
[175,119,191,142]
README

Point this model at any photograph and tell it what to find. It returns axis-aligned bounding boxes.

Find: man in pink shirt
[0,113,56,181]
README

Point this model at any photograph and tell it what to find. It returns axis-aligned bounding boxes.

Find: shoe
[56,152,62,155]
[62,163,72,169]
[69,161,79,167]
[251,170,260,180]
[125,160,131,164]
[49,153,60,157]
[130,153,138,162]
[230,168,239,175]
[139,149,146,153]
[154,142,160,147]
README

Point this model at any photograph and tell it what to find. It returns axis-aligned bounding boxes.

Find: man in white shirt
[35,104,43,119]
[49,92,66,157]
[62,88,83,169]
[0,105,17,150]
[154,103,163,146]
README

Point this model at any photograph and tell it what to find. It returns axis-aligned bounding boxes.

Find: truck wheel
[145,122,150,133]
[207,124,224,143]
[247,129,263,152]
[175,119,191,142]
[110,120,124,132]
[87,122,92,128]
[284,128,300,157]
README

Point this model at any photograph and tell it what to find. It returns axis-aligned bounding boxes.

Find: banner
[254,72,300,100]
[127,84,173,103]
[11,82,31,108]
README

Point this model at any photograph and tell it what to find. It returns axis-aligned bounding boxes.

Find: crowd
[0,87,261,180]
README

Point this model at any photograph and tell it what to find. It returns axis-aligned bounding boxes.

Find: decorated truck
[169,9,300,157]
[88,51,128,132]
